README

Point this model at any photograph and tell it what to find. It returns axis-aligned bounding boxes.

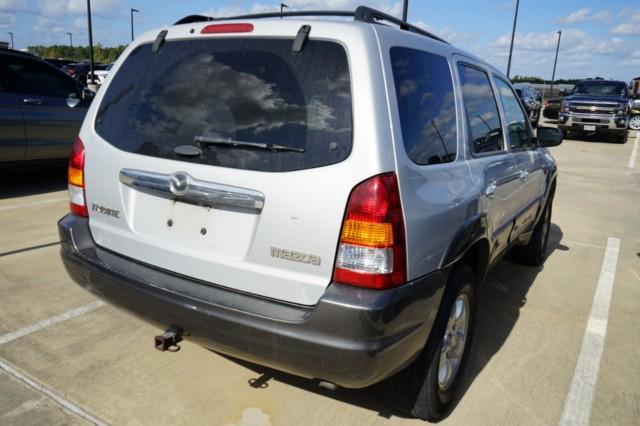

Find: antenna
[402,0,409,21]
[280,3,289,19]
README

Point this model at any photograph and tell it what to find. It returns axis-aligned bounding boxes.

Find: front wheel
[629,115,640,131]
[388,265,477,421]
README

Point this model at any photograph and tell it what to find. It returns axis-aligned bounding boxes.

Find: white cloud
[610,8,640,35]
[38,0,121,17]
[556,8,611,24]
[0,0,28,12]
[0,11,15,28]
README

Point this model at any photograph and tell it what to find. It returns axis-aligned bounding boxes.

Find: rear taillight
[333,173,407,290]
[68,137,87,217]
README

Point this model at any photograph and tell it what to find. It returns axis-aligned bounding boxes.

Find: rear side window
[390,47,457,165]
[1,56,77,98]
[494,77,531,150]
[95,38,352,172]
[458,64,504,155]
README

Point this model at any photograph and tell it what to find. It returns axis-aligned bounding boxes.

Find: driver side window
[5,57,78,98]
[494,77,531,150]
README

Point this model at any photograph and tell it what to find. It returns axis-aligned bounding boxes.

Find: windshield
[572,81,627,97]
[95,38,352,173]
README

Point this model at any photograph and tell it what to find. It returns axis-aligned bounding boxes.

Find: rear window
[95,38,352,172]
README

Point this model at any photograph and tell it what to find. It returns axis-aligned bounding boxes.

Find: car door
[0,62,26,162]
[493,76,545,237]
[456,61,522,262]
[4,55,87,161]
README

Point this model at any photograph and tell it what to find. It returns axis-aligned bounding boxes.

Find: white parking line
[0,197,68,212]
[559,237,621,426]
[0,301,105,346]
[629,133,639,168]
[0,357,107,426]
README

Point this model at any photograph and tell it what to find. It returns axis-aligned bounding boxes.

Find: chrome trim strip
[119,169,265,211]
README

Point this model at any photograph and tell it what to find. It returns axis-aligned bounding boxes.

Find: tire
[388,264,477,421]
[629,115,640,131]
[615,130,628,144]
[512,198,553,266]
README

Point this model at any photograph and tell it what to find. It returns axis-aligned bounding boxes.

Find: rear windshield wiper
[194,135,305,153]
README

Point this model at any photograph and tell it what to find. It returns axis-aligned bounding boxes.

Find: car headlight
[616,103,628,115]
[561,101,570,113]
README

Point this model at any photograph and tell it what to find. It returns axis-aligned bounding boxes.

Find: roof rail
[173,5,447,44]
[354,6,447,44]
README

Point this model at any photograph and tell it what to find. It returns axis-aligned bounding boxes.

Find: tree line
[26,44,127,64]
[511,75,606,85]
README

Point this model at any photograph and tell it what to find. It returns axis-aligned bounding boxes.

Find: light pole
[506,0,520,79]
[87,0,95,85]
[7,31,14,49]
[402,0,409,21]
[66,32,73,48]
[549,31,562,97]
[130,8,139,41]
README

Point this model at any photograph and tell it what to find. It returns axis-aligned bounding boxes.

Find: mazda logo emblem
[170,172,190,196]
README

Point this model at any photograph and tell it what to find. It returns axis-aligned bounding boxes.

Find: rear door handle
[519,169,529,181]
[485,182,497,199]
[23,98,44,105]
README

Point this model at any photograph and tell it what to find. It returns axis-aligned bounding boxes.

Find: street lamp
[506,0,520,79]
[130,8,139,42]
[66,32,73,48]
[549,31,562,97]
[7,31,14,49]
[86,0,95,85]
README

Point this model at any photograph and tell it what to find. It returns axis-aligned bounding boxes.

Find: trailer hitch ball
[154,327,183,352]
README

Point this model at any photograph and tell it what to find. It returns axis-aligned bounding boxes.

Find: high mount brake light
[68,137,87,217]
[333,173,407,290]
[201,23,254,34]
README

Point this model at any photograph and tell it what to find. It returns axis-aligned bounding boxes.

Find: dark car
[543,97,562,119]
[0,49,90,166]
[557,80,630,142]
[45,58,75,69]
[513,83,541,127]
[61,62,90,82]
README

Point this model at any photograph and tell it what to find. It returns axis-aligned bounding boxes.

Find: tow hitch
[154,327,183,352]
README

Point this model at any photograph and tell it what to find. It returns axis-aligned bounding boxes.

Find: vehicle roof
[576,79,626,84]
[165,10,504,79]
[0,47,41,60]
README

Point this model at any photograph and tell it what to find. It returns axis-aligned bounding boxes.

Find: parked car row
[0,48,90,166]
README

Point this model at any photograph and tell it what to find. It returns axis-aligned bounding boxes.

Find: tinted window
[572,81,627,96]
[458,64,503,154]
[390,47,456,165]
[95,39,352,173]
[494,77,531,150]
[1,57,77,97]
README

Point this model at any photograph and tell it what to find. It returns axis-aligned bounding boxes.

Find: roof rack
[173,6,447,44]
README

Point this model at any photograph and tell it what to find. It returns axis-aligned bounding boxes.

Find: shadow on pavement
[0,166,67,199]
[218,224,567,421]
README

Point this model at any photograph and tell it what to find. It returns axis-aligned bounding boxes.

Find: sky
[1,0,639,82]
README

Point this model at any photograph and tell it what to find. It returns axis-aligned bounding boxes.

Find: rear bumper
[58,214,445,388]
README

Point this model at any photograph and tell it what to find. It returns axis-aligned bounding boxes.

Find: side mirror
[537,127,563,148]
[66,93,81,108]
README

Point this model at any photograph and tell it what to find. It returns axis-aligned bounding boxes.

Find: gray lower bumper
[558,113,628,132]
[58,214,445,388]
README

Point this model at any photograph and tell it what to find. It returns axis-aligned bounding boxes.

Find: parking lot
[1,116,639,425]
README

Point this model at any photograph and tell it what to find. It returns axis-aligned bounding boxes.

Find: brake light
[68,137,87,217]
[333,173,406,289]
[201,23,254,34]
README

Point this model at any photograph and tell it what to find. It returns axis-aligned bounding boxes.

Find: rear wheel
[629,115,640,131]
[388,264,477,421]
[512,198,552,266]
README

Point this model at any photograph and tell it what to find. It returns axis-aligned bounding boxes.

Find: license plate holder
[584,125,596,131]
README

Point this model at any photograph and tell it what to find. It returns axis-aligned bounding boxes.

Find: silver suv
[59,6,562,421]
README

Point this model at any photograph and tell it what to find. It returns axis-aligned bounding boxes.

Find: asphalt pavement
[1,121,638,425]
